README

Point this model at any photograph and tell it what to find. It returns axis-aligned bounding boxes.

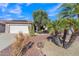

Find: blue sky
[0,3,62,21]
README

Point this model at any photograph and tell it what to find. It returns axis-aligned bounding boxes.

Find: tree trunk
[62,29,68,47]
[55,30,59,36]
[77,14,79,20]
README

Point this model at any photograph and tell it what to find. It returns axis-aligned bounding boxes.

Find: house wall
[5,24,10,33]
[5,24,31,34]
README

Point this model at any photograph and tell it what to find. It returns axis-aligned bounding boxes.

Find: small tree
[33,9,49,32]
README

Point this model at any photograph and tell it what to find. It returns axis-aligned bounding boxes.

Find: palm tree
[58,3,79,31]
[63,29,79,49]
[73,3,79,19]
[58,3,79,19]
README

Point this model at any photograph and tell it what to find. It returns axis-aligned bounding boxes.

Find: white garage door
[10,25,29,34]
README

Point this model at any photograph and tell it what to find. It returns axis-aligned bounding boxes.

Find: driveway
[0,33,16,51]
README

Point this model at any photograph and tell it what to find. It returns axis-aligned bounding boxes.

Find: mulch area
[0,34,49,56]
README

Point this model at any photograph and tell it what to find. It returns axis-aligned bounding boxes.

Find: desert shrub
[11,32,31,56]
[11,32,25,56]
[29,24,35,36]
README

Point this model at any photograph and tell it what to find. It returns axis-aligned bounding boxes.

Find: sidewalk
[0,33,16,51]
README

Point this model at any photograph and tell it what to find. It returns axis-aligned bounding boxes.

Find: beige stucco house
[0,20,32,34]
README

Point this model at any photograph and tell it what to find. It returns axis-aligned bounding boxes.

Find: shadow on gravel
[18,41,34,56]
[47,35,63,47]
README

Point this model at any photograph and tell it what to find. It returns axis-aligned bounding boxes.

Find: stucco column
[5,24,10,33]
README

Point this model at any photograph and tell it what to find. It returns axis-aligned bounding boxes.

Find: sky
[0,3,62,21]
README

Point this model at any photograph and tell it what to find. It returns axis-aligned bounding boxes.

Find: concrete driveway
[0,33,16,51]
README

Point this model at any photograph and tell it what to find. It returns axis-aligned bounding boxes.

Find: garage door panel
[10,26,29,33]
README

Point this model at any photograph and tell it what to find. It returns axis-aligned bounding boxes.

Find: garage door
[10,25,29,34]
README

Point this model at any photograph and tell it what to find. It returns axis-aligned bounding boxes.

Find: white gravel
[42,36,79,56]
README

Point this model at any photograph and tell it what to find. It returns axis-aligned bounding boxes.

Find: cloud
[26,3,32,6]
[5,18,13,20]
[48,12,58,17]
[0,3,8,7]
[47,4,62,13]
[47,4,63,19]
[18,15,26,18]
[9,5,22,15]
[0,14,13,20]
[5,14,11,16]
[0,18,13,20]
[1,8,5,12]
[26,17,30,19]
[0,3,9,12]
[23,16,32,20]
[0,4,22,20]
[20,16,30,20]
[15,15,32,20]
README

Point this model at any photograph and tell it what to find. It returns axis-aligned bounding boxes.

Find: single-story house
[0,20,32,34]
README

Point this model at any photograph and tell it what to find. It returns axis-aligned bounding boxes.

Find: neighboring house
[0,20,32,34]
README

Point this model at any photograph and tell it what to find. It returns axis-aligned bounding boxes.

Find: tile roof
[0,20,32,24]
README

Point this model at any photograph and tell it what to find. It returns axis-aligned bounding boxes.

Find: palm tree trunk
[77,14,79,19]
[55,30,58,36]
[62,29,68,47]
